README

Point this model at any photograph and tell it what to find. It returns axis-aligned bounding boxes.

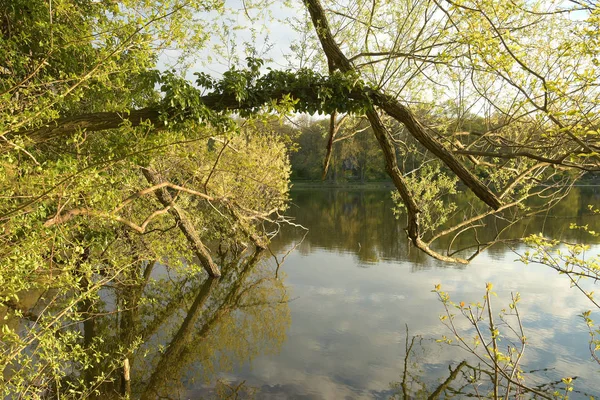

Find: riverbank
[289,180,600,191]
[289,180,394,190]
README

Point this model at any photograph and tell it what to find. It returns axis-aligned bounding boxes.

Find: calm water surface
[183,187,600,399]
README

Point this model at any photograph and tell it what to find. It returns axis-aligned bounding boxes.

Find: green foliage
[0,2,291,397]
[392,163,458,233]
[0,119,291,397]
[189,61,374,117]
[159,71,235,131]
[0,0,220,138]
[433,283,576,399]
[2,0,600,397]
[520,213,600,365]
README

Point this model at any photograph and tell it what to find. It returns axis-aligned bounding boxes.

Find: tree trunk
[303,0,471,264]
[141,168,221,277]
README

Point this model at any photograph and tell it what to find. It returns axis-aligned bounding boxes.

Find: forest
[1,0,599,398]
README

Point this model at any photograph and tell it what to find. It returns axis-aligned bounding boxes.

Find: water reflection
[131,250,289,399]
[3,187,600,399]
[238,187,600,399]
[272,186,600,267]
[2,249,290,399]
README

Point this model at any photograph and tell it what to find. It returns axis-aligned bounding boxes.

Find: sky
[157,1,303,80]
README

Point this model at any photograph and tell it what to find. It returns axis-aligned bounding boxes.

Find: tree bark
[141,168,221,277]
[23,107,162,146]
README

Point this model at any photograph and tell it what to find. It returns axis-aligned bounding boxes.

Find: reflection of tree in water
[135,250,290,399]
[35,248,290,399]
[273,188,414,265]
[387,328,589,400]
[271,187,600,269]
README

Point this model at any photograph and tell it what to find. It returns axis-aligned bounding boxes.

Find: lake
[174,186,600,399]
[5,187,600,399]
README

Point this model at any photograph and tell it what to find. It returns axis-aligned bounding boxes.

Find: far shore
[290,180,394,190]
[289,180,600,190]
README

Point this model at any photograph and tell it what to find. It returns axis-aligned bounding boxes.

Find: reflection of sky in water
[192,188,600,399]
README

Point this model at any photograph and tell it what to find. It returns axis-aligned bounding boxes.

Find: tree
[5,0,598,262]
[1,0,599,396]
[289,117,329,180]
[287,116,386,182]
[1,2,292,396]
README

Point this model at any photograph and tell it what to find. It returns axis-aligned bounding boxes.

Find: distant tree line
[286,116,387,182]
[283,108,598,184]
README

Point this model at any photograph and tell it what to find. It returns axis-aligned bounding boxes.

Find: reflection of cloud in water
[178,188,600,398]
[221,244,600,398]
